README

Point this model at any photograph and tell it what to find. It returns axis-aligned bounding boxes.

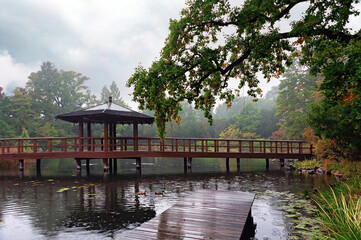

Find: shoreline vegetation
[295,159,361,239]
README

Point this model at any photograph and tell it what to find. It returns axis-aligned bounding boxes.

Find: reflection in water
[0,158,335,240]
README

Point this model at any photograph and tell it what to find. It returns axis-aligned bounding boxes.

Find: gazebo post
[87,123,91,151]
[103,122,109,172]
[75,122,83,171]
[134,123,138,151]
[104,122,109,152]
[86,123,91,170]
[108,124,113,172]
[79,122,84,152]
[113,124,117,172]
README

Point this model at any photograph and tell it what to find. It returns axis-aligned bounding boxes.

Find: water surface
[0,158,333,239]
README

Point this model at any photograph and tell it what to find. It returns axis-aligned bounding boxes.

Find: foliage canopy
[128,0,360,138]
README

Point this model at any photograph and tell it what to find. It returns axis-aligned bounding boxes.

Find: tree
[100,85,111,103]
[275,63,317,139]
[219,125,241,139]
[307,33,361,157]
[26,62,96,120]
[308,100,361,159]
[234,103,261,137]
[0,92,16,138]
[127,0,360,138]
[265,86,279,101]
[100,81,129,108]
[3,88,38,136]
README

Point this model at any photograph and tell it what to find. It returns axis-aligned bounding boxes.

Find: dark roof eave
[56,110,154,125]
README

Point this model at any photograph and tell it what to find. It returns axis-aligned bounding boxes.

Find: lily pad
[57,187,70,193]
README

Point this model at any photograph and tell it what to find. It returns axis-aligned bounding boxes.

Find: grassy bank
[295,159,361,239]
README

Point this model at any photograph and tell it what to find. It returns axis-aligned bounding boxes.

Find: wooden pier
[119,190,256,240]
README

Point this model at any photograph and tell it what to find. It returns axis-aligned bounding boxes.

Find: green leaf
[57,187,70,193]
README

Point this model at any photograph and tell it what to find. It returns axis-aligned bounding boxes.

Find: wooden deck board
[119,190,255,240]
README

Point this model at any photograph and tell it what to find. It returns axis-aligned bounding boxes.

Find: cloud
[0,51,39,93]
[0,0,186,106]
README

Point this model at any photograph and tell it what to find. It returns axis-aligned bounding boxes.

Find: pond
[0,158,334,239]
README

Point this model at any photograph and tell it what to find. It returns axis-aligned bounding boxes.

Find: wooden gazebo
[56,96,154,171]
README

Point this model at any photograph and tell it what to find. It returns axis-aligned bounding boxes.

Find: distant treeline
[0,61,315,141]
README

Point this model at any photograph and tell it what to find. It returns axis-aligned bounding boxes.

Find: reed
[315,183,361,239]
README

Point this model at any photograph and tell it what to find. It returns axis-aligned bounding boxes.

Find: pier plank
[119,190,255,240]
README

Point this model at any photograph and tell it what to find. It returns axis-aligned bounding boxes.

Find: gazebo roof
[56,98,154,125]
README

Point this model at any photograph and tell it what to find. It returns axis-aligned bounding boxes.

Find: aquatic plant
[315,184,361,239]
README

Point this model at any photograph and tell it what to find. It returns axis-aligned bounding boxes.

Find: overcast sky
[0,0,360,108]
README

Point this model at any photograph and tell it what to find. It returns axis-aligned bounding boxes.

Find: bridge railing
[0,137,313,155]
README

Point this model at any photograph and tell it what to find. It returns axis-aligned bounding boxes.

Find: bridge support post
[36,159,41,175]
[266,158,269,170]
[136,157,142,175]
[280,159,285,168]
[187,157,192,169]
[237,158,240,171]
[86,159,90,171]
[103,158,109,172]
[184,157,188,173]
[75,158,81,170]
[136,157,141,169]
[226,158,230,173]
[109,158,113,172]
[19,159,24,171]
[113,158,117,173]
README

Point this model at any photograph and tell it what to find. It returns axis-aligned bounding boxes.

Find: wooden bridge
[0,136,312,173]
[0,97,313,173]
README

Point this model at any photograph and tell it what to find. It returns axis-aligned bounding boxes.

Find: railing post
[239,140,242,153]
[227,140,230,152]
[175,139,178,152]
[280,142,283,153]
[310,144,313,155]
[148,138,151,151]
[48,139,52,152]
[287,142,290,154]
[299,142,303,154]
[215,140,218,153]
[201,140,204,152]
[6,141,10,153]
[264,141,266,153]
[1,140,4,154]
[33,140,37,153]
[64,139,68,152]
[188,139,191,152]
[18,140,21,153]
